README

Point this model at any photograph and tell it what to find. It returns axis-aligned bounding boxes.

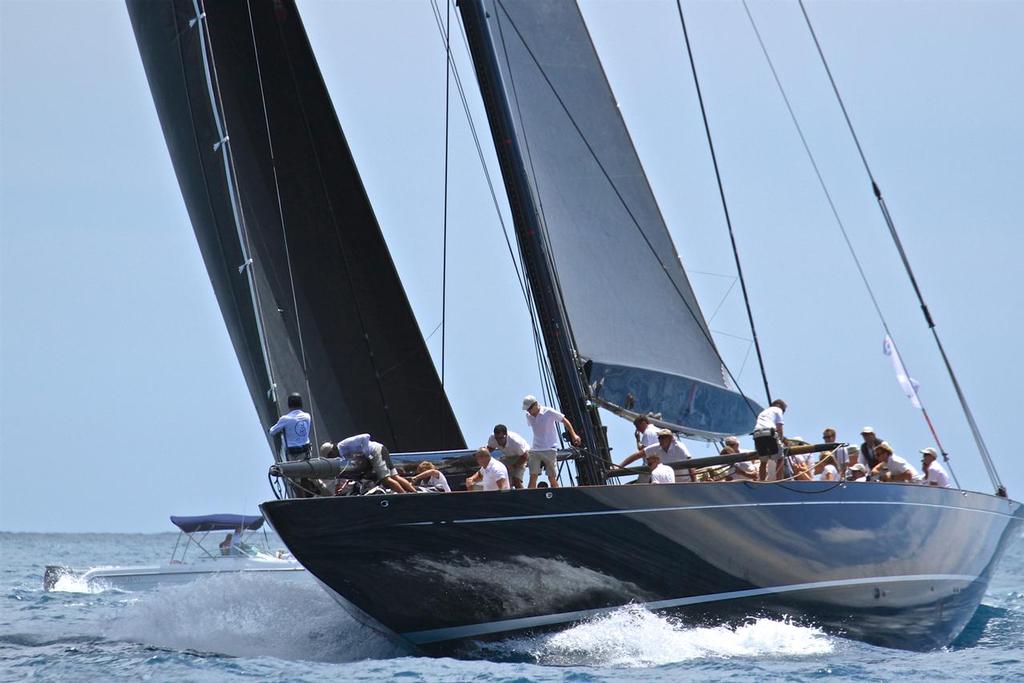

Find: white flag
[883,335,921,408]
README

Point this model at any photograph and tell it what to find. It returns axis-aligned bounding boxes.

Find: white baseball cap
[522,395,538,411]
[860,426,875,434]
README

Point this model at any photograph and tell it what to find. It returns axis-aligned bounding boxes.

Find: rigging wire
[191,0,278,412]
[796,0,1000,493]
[267,3,400,446]
[492,4,585,421]
[674,0,772,406]
[440,0,451,441]
[428,0,560,407]
[243,0,318,449]
[739,0,962,490]
[491,2,760,421]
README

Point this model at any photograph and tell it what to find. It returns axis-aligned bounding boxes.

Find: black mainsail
[126,0,464,454]
[459,0,760,446]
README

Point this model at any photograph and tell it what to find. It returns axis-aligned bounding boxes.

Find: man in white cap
[846,463,868,482]
[617,428,694,482]
[859,427,883,470]
[920,447,952,488]
[522,395,582,489]
[870,441,920,482]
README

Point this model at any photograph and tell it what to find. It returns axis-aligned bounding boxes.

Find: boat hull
[47,559,305,592]
[261,482,1022,651]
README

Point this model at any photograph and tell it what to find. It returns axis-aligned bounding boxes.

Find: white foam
[479,604,833,667]
[106,573,406,662]
[51,573,111,594]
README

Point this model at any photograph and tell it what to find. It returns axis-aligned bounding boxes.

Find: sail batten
[462,0,760,437]
[127,0,465,454]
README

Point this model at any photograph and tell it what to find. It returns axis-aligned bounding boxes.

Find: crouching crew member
[465,447,509,491]
[870,441,920,482]
[323,433,416,493]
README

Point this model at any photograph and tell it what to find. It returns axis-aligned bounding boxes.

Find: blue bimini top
[169,514,264,533]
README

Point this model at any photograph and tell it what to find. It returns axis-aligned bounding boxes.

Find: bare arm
[496,477,508,491]
[617,450,644,469]
[562,416,582,447]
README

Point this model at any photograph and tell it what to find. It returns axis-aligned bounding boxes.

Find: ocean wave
[105,573,409,662]
[471,604,833,667]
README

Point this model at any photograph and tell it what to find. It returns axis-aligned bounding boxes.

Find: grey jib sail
[462,0,759,437]
[127,0,465,454]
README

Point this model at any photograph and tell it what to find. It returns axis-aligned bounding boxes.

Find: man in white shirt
[846,463,868,481]
[617,429,694,482]
[920,448,952,488]
[646,451,675,484]
[633,416,660,449]
[523,395,582,489]
[870,441,920,482]
[410,461,451,492]
[753,399,787,480]
[269,393,312,460]
[821,427,848,478]
[487,424,529,489]
[813,456,839,481]
[465,447,509,491]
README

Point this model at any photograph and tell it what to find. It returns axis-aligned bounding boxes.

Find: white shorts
[528,449,557,476]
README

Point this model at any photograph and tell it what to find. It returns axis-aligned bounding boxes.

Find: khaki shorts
[502,456,526,485]
[528,449,557,476]
[369,444,396,482]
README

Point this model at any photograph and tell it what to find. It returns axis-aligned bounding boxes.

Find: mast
[459,0,609,484]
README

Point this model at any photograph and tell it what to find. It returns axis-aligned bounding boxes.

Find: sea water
[2,531,1022,681]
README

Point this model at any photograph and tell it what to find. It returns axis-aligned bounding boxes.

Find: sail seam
[491,1,758,419]
[243,0,318,448]
[191,0,278,407]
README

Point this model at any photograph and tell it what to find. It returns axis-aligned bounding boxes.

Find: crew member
[920,447,952,488]
[465,447,509,491]
[269,393,312,461]
[646,450,675,484]
[860,427,884,470]
[753,399,787,480]
[410,461,451,492]
[324,433,416,493]
[722,436,758,480]
[522,395,582,488]
[821,427,848,478]
[870,441,920,482]
[617,428,694,482]
[633,415,660,449]
[487,424,529,489]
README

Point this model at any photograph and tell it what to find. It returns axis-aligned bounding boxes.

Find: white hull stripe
[398,499,1018,527]
[401,573,979,644]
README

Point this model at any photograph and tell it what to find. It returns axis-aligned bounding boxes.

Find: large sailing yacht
[126,0,1021,652]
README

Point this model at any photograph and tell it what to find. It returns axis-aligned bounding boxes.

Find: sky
[1,0,1022,532]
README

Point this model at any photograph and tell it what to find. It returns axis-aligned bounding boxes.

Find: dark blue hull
[261,482,1022,651]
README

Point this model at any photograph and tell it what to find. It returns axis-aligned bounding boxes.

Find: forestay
[461,0,759,437]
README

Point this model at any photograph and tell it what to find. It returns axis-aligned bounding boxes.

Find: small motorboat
[43,513,304,591]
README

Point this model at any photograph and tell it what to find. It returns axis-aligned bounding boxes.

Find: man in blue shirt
[269,393,312,461]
